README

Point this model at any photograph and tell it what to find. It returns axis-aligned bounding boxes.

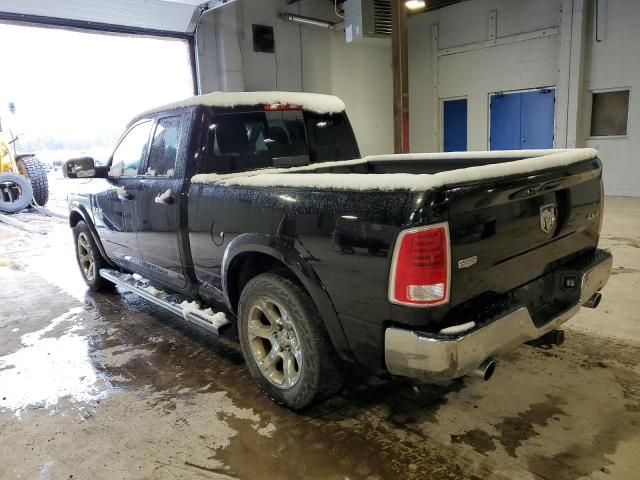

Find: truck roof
[140,91,346,118]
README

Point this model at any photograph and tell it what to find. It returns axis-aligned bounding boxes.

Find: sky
[0,22,194,149]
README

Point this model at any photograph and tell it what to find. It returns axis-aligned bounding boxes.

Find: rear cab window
[198,108,359,175]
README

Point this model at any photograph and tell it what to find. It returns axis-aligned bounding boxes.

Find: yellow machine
[0,131,18,173]
[0,119,49,208]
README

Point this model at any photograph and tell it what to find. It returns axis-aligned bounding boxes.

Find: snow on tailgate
[141,91,346,117]
[191,148,599,192]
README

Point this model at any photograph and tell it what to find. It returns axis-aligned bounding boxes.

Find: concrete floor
[0,184,639,479]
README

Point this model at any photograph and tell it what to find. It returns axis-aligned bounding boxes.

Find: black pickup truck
[64,92,611,409]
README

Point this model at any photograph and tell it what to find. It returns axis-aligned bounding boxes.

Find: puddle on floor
[0,307,108,415]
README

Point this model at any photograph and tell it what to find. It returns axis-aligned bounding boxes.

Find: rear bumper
[384,249,612,381]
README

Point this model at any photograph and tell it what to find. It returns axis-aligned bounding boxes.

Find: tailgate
[447,159,602,307]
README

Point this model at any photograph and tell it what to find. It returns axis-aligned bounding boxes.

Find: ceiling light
[405,0,426,11]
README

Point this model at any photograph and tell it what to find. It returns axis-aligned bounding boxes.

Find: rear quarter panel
[189,184,410,316]
[188,183,412,369]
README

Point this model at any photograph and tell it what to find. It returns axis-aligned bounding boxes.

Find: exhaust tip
[471,358,496,382]
[584,292,602,309]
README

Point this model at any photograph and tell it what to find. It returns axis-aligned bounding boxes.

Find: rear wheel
[73,221,111,291]
[16,155,49,206]
[238,273,344,410]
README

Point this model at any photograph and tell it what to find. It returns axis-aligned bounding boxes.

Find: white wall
[581,0,640,196]
[409,0,562,153]
[237,0,303,92]
[408,0,640,196]
[195,0,393,157]
[439,36,559,150]
[300,1,393,156]
[196,12,220,93]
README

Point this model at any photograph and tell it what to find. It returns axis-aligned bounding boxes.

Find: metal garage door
[490,89,555,150]
[0,0,205,33]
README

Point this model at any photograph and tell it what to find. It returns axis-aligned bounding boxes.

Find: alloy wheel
[77,232,95,282]
[247,297,303,389]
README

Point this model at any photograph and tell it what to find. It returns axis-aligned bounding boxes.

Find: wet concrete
[1,186,639,479]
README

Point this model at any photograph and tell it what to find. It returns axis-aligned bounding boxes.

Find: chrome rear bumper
[384,250,612,382]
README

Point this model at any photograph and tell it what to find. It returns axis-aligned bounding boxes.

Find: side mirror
[63,157,97,179]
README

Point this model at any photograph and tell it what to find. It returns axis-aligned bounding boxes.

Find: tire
[0,172,33,213]
[16,155,49,206]
[238,272,344,410]
[73,220,112,291]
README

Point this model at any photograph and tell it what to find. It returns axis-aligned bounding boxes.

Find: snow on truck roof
[191,148,599,192]
[141,91,346,117]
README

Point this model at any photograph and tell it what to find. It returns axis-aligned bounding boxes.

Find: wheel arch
[69,206,113,267]
[222,233,354,363]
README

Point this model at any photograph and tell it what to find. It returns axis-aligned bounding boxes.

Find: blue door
[521,90,555,149]
[490,89,555,150]
[443,98,467,152]
[489,93,521,150]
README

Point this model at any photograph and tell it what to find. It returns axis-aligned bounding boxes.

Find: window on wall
[253,24,275,53]
[590,90,630,137]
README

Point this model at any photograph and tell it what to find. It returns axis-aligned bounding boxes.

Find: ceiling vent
[344,0,391,43]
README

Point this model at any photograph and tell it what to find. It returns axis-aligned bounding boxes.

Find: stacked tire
[16,155,49,206]
[0,172,33,213]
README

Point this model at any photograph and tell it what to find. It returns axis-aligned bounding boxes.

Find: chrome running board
[99,269,230,335]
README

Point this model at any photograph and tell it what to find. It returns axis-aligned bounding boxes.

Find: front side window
[146,116,181,176]
[109,120,153,177]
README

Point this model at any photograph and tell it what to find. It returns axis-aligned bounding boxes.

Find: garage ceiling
[0,0,208,34]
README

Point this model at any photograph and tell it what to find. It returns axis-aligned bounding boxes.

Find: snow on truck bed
[141,91,346,117]
[191,148,599,192]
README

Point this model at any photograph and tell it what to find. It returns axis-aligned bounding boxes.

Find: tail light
[388,223,450,307]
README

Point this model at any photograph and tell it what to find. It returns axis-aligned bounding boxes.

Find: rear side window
[146,116,181,176]
[109,120,153,177]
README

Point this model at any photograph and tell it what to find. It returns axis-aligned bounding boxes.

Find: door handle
[116,187,133,200]
[155,189,175,205]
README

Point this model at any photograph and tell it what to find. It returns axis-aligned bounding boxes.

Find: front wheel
[238,273,344,410]
[73,221,112,291]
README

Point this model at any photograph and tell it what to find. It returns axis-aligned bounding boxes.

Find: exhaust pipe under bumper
[470,358,496,381]
[583,292,602,309]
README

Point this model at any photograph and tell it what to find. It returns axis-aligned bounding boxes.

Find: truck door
[130,115,187,289]
[96,120,153,265]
